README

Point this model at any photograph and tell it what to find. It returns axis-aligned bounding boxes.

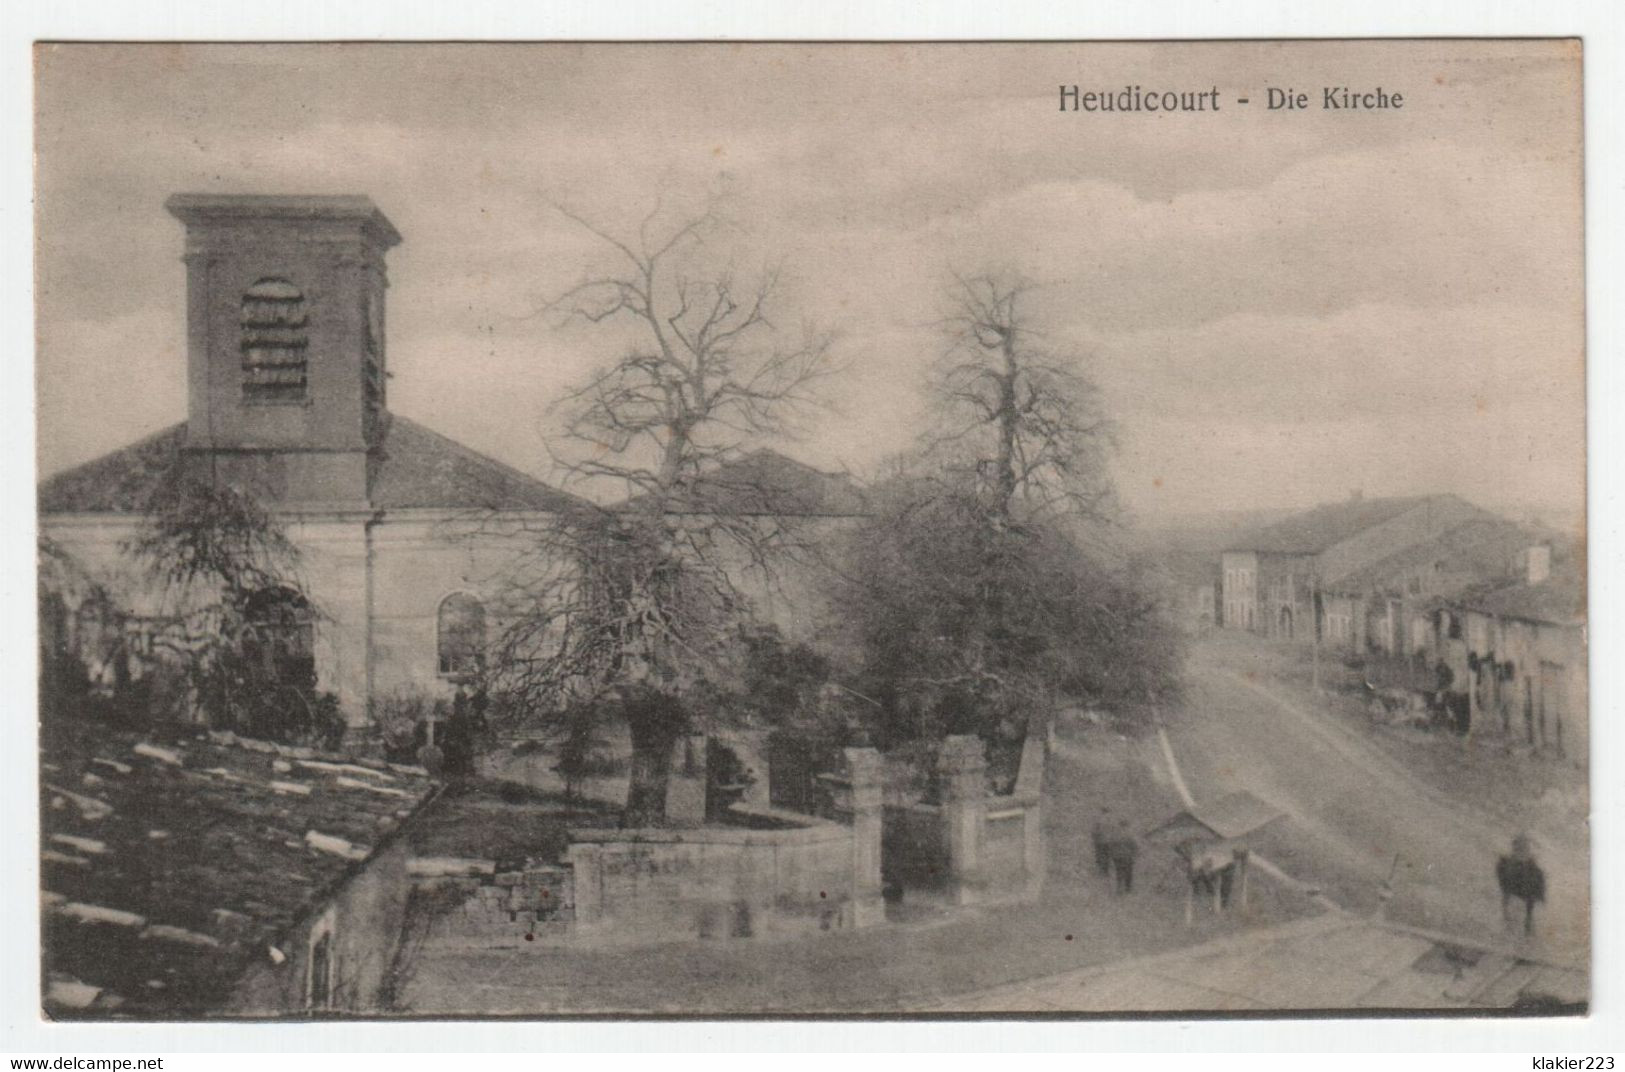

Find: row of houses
[1201,492,1586,762]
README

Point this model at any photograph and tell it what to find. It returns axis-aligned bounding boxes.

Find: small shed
[1146,790,1286,848]
[1145,791,1286,922]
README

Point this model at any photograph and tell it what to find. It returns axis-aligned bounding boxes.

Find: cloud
[33,41,1585,523]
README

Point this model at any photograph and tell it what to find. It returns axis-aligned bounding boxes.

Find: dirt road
[1163,640,1588,966]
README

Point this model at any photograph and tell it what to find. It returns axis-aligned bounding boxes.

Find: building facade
[1449,553,1587,763]
[1220,492,1531,653]
[38,195,577,735]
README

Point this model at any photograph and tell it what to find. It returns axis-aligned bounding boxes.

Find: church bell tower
[165,194,402,505]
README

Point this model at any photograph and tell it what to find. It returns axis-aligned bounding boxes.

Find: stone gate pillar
[939,735,988,905]
[1012,730,1048,899]
[563,841,604,931]
[843,746,885,928]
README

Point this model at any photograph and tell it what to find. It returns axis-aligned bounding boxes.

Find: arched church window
[241,278,309,403]
[243,586,316,689]
[437,593,486,678]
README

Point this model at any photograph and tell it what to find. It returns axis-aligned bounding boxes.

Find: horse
[1496,836,1546,936]
[1179,840,1245,924]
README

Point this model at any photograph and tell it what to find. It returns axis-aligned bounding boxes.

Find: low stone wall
[409,748,886,947]
[407,857,575,945]
[566,806,859,944]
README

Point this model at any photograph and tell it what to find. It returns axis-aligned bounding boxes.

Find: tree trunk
[622,692,683,827]
[994,333,1019,519]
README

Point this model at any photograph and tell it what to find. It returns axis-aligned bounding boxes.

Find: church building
[38,194,577,733]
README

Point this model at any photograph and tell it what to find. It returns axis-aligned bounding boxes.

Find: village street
[1162,634,1589,968]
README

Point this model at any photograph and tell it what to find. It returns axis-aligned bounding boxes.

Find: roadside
[1197,629,1587,856]
[936,911,1587,1013]
[1166,631,1587,967]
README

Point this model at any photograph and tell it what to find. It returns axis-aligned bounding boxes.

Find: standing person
[1108,818,1139,895]
[1496,832,1546,936]
[1090,808,1113,878]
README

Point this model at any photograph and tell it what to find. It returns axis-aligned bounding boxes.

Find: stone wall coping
[406,856,497,878]
[568,817,848,849]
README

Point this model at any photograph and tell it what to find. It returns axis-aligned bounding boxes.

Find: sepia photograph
[31,39,1588,1020]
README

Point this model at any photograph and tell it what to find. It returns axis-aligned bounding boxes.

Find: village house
[40,715,436,1017]
[1220,492,1530,653]
[37,194,581,741]
[1441,548,1587,763]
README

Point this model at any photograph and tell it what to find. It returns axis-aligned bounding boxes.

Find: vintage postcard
[33,40,1586,1018]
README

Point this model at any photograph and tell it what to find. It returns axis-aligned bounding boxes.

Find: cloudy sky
[34,40,1584,524]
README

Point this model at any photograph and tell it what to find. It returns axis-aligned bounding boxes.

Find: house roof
[1457,564,1586,628]
[1323,517,1536,597]
[621,449,870,517]
[1230,495,1461,556]
[40,716,435,1018]
[37,414,577,515]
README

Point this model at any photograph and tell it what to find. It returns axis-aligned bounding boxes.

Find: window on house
[241,278,309,403]
[437,593,486,678]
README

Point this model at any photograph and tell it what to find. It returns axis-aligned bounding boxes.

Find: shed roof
[40,716,436,1018]
[1146,791,1286,842]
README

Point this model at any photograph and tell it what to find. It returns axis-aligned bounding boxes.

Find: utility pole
[1310,571,1321,694]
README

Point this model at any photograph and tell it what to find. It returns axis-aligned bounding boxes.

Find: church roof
[37,415,577,515]
[367,415,578,512]
[620,449,871,517]
[38,424,191,515]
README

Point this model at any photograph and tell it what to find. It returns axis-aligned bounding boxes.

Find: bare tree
[485,203,837,825]
[932,271,1115,522]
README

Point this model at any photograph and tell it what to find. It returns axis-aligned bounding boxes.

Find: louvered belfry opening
[240,277,309,403]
